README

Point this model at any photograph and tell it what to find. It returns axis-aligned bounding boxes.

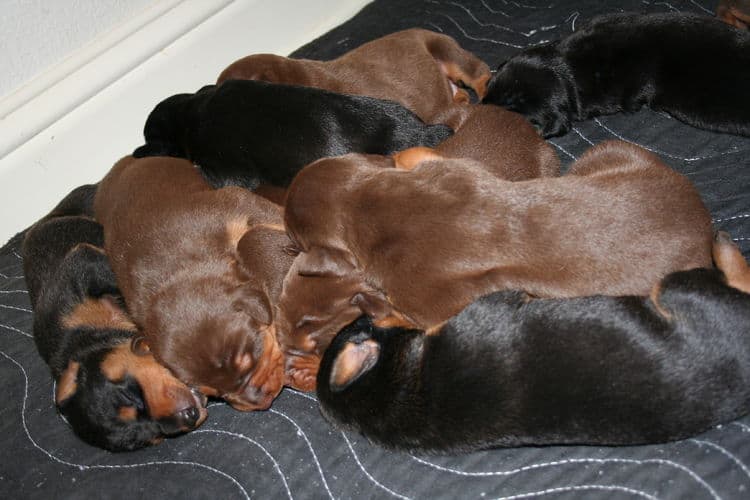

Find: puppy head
[316,316,423,428]
[132,87,213,158]
[217,53,306,85]
[147,278,285,411]
[482,43,575,138]
[55,299,207,451]
[284,153,397,252]
[274,251,370,391]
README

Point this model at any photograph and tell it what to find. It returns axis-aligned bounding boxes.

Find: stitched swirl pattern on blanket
[2,0,749,498]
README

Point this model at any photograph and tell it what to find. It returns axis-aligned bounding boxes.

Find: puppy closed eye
[118,381,146,413]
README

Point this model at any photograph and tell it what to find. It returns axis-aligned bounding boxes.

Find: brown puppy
[95,156,292,411]
[217,28,491,124]
[429,103,560,180]
[277,142,713,387]
[717,0,750,29]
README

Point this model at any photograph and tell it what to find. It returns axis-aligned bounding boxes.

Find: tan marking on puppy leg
[61,296,136,332]
[649,281,672,321]
[425,320,447,336]
[393,147,444,170]
[372,312,419,330]
[56,361,80,404]
[439,61,492,99]
[713,231,750,293]
[452,88,471,103]
[72,242,105,254]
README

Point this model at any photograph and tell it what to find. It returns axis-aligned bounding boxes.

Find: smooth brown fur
[95,156,294,410]
[278,142,713,378]
[217,28,491,124]
[405,103,560,180]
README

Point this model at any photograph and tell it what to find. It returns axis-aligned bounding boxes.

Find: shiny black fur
[22,185,197,451]
[132,80,453,189]
[317,268,750,453]
[483,13,750,138]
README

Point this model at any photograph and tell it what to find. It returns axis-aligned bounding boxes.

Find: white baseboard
[0,0,371,244]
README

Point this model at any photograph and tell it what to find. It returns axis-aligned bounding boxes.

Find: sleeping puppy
[23,185,207,451]
[316,233,750,453]
[421,103,559,180]
[717,0,750,29]
[95,156,292,411]
[276,142,713,387]
[132,80,453,190]
[217,28,491,124]
[483,13,750,138]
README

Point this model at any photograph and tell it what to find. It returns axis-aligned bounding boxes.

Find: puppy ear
[56,360,80,404]
[233,288,273,326]
[392,147,444,170]
[350,292,392,319]
[329,340,380,391]
[296,247,356,278]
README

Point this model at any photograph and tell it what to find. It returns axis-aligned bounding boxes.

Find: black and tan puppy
[22,185,207,451]
[483,13,750,138]
[317,233,750,453]
[132,80,453,190]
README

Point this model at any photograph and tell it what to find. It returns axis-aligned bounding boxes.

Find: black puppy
[133,80,453,189]
[23,185,207,451]
[317,233,750,454]
[483,13,750,138]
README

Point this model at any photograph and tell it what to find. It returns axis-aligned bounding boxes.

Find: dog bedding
[2,0,749,498]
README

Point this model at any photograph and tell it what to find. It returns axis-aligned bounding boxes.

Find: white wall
[0,0,157,97]
[0,0,371,244]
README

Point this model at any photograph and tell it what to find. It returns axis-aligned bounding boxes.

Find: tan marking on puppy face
[118,406,138,421]
[225,325,285,411]
[392,147,444,170]
[61,296,137,332]
[55,361,80,404]
[101,343,201,420]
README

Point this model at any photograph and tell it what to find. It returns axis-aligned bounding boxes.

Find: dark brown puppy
[420,103,559,180]
[95,156,292,411]
[277,142,713,387]
[217,28,491,124]
[23,184,206,451]
[717,0,750,29]
[317,234,750,453]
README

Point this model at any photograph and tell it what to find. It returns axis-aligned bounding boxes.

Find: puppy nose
[176,407,201,428]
